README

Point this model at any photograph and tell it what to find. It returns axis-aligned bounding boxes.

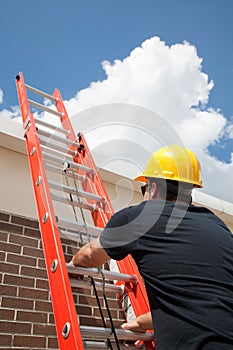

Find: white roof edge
[192,189,233,216]
[1,116,233,217]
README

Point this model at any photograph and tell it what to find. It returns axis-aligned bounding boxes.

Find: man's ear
[150,182,158,199]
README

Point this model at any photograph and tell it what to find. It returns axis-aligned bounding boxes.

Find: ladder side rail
[53,89,153,346]
[16,72,84,350]
[52,89,113,226]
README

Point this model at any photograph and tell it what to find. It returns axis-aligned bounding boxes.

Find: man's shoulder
[112,201,147,221]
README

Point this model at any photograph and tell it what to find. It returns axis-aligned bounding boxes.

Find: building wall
[0,210,125,349]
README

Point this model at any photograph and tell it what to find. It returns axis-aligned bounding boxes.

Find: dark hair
[148,178,193,203]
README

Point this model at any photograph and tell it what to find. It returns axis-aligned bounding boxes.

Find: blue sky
[0,0,233,200]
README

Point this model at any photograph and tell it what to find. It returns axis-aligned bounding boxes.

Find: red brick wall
[0,211,125,349]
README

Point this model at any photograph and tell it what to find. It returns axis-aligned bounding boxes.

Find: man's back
[100,200,233,349]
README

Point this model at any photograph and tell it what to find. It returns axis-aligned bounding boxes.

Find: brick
[18,287,48,301]
[0,241,21,254]
[93,307,117,319]
[76,304,92,316]
[11,215,39,229]
[36,278,49,290]
[23,246,44,259]
[66,245,79,255]
[104,298,122,309]
[35,300,53,312]
[10,348,31,350]
[0,284,17,297]
[72,286,91,295]
[1,296,33,310]
[33,323,56,336]
[79,294,103,307]
[0,212,10,222]
[21,266,47,279]
[110,319,125,328]
[7,252,37,267]
[4,274,34,288]
[65,254,73,263]
[48,337,58,348]
[24,227,41,239]
[9,233,38,248]
[80,315,103,327]
[49,313,55,324]
[61,237,78,246]
[16,310,47,323]
[0,230,8,242]
[0,308,15,321]
[0,250,6,261]
[0,320,31,333]
[14,335,46,348]
[118,309,125,320]
[38,240,43,249]
[1,261,19,274]
[0,221,23,234]
[0,334,12,346]
[37,258,46,269]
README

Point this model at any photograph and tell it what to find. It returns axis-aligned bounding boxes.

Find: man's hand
[70,237,110,268]
[121,312,153,332]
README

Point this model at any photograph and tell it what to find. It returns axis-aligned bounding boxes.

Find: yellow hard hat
[135,144,203,188]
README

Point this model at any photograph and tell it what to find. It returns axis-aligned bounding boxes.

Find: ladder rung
[43,152,95,175]
[49,180,106,204]
[70,278,125,295]
[83,341,143,349]
[56,217,102,235]
[40,139,76,157]
[67,265,138,284]
[83,341,108,349]
[80,326,154,342]
[38,128,81,149]
[51,193,96,211]
[28,99,63,118]
[45,163,86,182]
[59,229,98,242]
[25,83,58,102]
[34,117,70,135]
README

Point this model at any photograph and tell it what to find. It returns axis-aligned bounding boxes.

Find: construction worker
[71,144,233,350]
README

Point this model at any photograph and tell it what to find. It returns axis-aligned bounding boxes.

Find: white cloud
[67,37,214,123]
[0,88,3,104]
[0,105,21,120]
[179,108,226,150]
[226,123,233,139]
[66,36,232,202]
[1,36,232,202]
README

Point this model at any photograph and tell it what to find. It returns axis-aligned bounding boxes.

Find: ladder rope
[70,164,91,244]
[63,163,84,245]
[98,267,121,350]
[91,276,114,350]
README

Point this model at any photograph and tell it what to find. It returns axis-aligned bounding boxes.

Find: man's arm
[70,237,111,267]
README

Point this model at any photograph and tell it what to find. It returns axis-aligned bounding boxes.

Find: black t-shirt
[100,200,233,350]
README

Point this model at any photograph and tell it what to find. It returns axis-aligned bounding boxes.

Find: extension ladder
[15,72,155,350]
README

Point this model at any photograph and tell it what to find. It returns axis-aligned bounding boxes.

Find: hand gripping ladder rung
[16,72,155,350]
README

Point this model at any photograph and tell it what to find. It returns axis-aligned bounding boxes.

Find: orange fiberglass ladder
[16,72,155,350]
